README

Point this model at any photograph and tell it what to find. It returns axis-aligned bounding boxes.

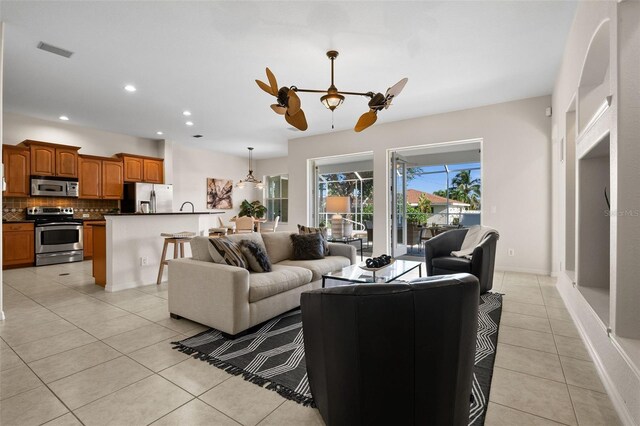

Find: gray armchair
[424,228,499,293]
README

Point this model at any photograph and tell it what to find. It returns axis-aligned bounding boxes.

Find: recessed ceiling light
[156,131,164,135]
[185,121,194,126]
[124,84,137,92]
[193,135,203,138]
[183,110,191,116]
[59,115,69,121]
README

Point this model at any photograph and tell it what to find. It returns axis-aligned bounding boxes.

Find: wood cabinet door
[78,157,102,199]
[3,227,35,267]
[31,145,56,176]
[123,156,143,182]
[56,148,78,177]
[2,147,30,197]
[102,160,124,199]
[84,225,94,258]
[143,159,164,183]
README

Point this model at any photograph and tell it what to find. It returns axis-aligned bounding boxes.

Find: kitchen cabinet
[3,222,35,268]
[84,224,93,258]
[78,155,123,199]
[118,154,164,183]
[23,140,79,178]
[92,224,106,287]
[2,145,30,197]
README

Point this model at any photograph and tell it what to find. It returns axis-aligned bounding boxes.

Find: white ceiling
[1,1,577,159]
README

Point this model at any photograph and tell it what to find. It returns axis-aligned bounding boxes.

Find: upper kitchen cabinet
[22,140,80,177]
[2,145,30,197]
[78,155,124,200]
[117,154,164,183]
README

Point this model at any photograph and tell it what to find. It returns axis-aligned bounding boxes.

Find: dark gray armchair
[424,228,499,293]
[301,274,480,426]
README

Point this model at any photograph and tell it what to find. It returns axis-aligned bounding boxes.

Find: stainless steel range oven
[26,207,83,266]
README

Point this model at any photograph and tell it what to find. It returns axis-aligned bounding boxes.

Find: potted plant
[239,200,267,219]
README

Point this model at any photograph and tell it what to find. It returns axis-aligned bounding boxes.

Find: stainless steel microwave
[31,177,79,197]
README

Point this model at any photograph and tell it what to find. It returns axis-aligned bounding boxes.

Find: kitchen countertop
[104,212,223,216]
[2,219,36,223]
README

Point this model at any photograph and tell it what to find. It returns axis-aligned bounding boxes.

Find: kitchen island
[103,212,222,292]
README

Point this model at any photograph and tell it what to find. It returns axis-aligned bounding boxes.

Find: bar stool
[158,232,196,285]
[208,227,228,237]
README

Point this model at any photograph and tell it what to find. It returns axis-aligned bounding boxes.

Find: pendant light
[237,147,264,190]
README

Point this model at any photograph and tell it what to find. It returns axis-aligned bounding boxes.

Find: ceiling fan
[255,51,408,133]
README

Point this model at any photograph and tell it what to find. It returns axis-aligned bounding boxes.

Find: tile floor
[0,262,621,425]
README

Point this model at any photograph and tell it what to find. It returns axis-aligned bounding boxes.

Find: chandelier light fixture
[256,51,408,132]
[237,147,263,190]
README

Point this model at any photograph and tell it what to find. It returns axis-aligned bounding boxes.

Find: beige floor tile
[541,286,562,299]
[501,287,544,305]
[503,272,539,284]
[501,312,552,333]
[546,306,572,322]
[200,375,285,426]
[0,318,77,346]
[28,341,120,383]
[537,275,558,286]
[554,335,591,361]
[0,348,25,371]
[74,375,193,426]
[484,402,565,425]
[550,318,580,338]
[160,357,232,396]
[128,337,190,372]
[0,364,43,400]
[49,298,128,323]
[498,325,557,354]
[76,313,153,339]
[489,368,576,425]
[560,356,606,393]
[544,296,568,309]
[0,337,10,350]
[258,399,325,426]
[0,386,68,426]
[156,317,209,335]
[139,283,169,294]
[13,328,97,363]
[102,323,177,353]
[92,289,148,304]
[137,304,171,322]
[43,413,83,425]
[153,398,240,425]
[502,300,548,318]
[495,343,564,382]
[48,356,152,409]
[110,294,168,313]
[568,385,621,426]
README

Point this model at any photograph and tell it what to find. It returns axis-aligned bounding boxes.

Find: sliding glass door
[391,152,408,257]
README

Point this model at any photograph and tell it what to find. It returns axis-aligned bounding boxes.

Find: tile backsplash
[3,197,119,221]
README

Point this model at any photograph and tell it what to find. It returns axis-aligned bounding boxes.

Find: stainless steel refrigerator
[122,183,173,213]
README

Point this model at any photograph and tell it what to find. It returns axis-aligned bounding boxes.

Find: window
[265,175,288,223]
[316,170,373,230]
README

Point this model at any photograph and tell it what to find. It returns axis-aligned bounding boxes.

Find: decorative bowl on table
[359,254,394,272]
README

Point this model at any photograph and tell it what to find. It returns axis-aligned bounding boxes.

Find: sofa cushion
[249,264,312,303]
[278,256,351,282]
[190,237,214,262]
[238,240,272,273]
[208,238,248,269]
[291,233,325,260]
[298,224,330,255]
[261,232,294,264]
[226,232,267,252]
[432,256,472,273]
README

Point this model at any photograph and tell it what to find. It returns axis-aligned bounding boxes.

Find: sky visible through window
[407,162,481,194]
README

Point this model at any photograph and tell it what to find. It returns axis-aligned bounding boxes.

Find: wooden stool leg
[179,242,185,258]
[157,239,169,285]
[173,240,179,260]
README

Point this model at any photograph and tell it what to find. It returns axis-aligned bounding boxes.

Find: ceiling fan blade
[354,110,377,132]
[256,79,275,96]
[271,104,286,115]
[287,89,301,116]
[285,109,308,131]
[384,78,408,108]
[265,68,279,96]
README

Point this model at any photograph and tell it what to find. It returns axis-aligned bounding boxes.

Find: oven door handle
[37,222,82,227]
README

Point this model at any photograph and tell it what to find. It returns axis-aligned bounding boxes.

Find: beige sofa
[168,231,357,335]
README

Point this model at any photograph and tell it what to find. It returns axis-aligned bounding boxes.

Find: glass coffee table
[322,259,422,288]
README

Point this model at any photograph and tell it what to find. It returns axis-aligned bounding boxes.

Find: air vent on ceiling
[192,135,203,138]
[37,42,74,58]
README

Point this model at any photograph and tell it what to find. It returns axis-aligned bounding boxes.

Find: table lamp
[326,196,350,238]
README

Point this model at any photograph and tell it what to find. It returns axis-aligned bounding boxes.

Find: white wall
[3,112,162,158]
[285,95,552,274]
[0,22,5,321]
[171,143,263,222]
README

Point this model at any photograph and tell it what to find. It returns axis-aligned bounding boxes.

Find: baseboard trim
[495,266,550,275]
[557,278,637,426]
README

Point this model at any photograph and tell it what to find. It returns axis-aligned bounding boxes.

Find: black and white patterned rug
[173,292,502,425]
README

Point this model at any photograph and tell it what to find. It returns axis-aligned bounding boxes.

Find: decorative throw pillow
[297,224,330,255]
[208,238,247,269]
[290,233,325,260]
[238,240,272,273]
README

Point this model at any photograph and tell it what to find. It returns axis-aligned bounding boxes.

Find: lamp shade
[326,196,350,214]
